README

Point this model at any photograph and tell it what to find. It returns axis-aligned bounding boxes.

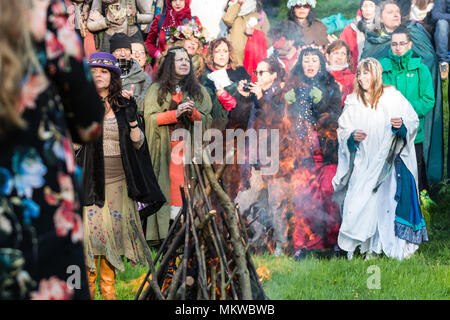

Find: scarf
[326,64,349,72]
[162,0,192,30]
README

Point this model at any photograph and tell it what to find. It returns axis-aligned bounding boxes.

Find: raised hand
[390,117,403,129]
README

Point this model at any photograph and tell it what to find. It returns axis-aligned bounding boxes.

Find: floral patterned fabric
[83,178,148,272]
[0,0,104,300]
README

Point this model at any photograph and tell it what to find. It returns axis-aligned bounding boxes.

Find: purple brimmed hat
[88,52,122,76]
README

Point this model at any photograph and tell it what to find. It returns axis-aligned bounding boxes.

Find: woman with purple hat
[78,52,165,299]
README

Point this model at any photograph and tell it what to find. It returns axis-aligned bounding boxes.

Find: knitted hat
[109,33,132,54]
[88,52,122,76]
[287,0,317,9]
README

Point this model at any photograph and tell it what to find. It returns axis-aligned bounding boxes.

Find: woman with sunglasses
[287,0,329,47]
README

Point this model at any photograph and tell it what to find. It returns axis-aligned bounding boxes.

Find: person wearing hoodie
[380,26,435,192]
[110,33,152,116]
[340,0,381,71]
[361,0,444,185]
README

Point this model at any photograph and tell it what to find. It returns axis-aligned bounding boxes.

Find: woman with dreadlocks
[333,58,428,260]
[285,47,342,260]
[144,46,212,246]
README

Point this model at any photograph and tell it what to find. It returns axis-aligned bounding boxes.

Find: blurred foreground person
[0,0,104,299]
[333,58,428,261]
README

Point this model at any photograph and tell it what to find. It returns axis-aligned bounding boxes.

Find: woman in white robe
[333,58,428,260]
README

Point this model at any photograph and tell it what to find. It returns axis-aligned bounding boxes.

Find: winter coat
[380,49,435,144]
[143,83,212,242]
[87,0,153,37]
[0,0,104,300]
[201,66,252,131]
[361,21,443,183]
[121,59,152,116]
[243,29,268,83]
[222,2,271,66]
[296,19,329,47]
[78,97,166,214]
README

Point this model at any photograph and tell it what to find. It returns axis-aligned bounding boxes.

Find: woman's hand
[249,82,263,100]
[390,117,403,129]
[176,99,194,118]
[122,84,134,100]
[353,130,367,142]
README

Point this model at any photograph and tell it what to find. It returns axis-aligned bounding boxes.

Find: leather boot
[99,256,117,300]
[87,256,99,299]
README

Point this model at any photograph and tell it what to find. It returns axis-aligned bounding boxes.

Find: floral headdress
[169,18,208,45]
[287,0,317,9]
[299,43,324,54]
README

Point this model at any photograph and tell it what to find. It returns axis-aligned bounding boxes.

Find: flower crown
[169,18,208,45]
[299,43,325,54]
[287,0,317,9]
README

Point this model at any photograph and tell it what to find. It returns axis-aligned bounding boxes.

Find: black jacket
[77,97,165,214]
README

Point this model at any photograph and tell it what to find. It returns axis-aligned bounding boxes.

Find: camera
[243,82,253,92]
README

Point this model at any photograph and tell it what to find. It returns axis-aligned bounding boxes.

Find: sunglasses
[253,70,270,76]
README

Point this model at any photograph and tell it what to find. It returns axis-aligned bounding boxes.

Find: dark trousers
[415,143,429,191]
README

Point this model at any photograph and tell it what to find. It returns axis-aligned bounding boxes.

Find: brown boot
[87,256,99,299]
[99,256,117,300]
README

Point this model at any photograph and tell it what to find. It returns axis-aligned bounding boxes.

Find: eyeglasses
[132,50,146,56]
[391,42,409,48]
[253,70,270,76]
[295,4,311,9]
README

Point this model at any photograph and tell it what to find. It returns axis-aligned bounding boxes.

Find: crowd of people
[0,0,447,300]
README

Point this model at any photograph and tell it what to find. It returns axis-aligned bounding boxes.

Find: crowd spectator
[222,0,271,66]
[0,0,104,300]
[334,58,428,260]
[285,47,342,261]
[269,20,303,73]
[380,27,435,192]
[80,52,164,300]
[340,0,381,71]
[326,40,356,106]
[144,46,212,246]
[109,33,152,116]
[87,0,153,53]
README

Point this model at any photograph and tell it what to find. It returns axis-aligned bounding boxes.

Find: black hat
[109,33,132,53]
[360,0,380,7]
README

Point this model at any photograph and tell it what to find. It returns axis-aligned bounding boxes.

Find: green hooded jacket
[380,49,435,144]
[143,82,212,244]
[361,22,444,184]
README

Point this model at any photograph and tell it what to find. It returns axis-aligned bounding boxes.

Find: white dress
[333,86,420,260]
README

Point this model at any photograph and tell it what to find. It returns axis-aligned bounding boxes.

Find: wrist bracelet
[129,123,139,129]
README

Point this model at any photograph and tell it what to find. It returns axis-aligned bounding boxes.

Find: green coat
[361,22,444,184]
[143,83,212,243]
[380,49,435,144]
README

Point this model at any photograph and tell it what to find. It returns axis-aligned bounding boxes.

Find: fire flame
[256,264,271,282]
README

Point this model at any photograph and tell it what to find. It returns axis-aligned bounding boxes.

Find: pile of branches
[134,152,267,300]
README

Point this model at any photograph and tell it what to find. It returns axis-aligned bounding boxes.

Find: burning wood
[134,151,268,300]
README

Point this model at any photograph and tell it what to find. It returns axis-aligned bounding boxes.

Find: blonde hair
[0,0,41,135]
[354,58,387,109]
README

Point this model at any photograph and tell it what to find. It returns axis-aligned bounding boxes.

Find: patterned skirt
[83,178,148,272]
